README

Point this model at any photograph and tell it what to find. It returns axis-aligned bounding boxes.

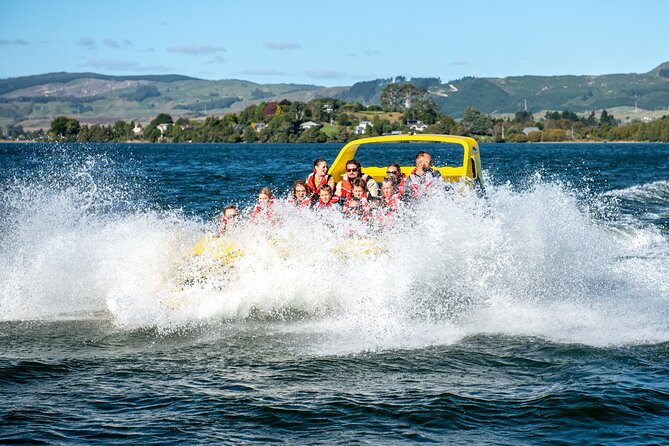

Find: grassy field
[350,111,403,123]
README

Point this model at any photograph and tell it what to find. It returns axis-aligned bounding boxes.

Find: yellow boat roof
[328,134,483,185]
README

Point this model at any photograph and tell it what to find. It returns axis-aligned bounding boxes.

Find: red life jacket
[250,199,275,222]
[313,195,339,209]
[383,193,401,210]
[338,173,372,198]
[287,196,312,207]
[306,173,332,196]
[343,196,368,218]
[397,174,406,195]
[345,192,367,205]
[408,168,436,197]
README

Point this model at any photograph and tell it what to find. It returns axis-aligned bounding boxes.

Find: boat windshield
[347,141,465,169]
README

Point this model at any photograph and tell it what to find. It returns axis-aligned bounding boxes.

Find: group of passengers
[219,151,441,234]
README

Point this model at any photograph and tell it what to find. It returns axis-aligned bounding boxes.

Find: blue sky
[1,0,668,86]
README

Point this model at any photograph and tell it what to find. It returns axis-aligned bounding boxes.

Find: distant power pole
[524,98,528,112]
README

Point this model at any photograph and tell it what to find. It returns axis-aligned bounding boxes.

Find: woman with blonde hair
[250,186,275,222]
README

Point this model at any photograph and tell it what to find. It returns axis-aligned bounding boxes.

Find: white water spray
[1,160,668,351]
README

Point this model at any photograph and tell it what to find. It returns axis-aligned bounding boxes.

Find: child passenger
[312,184,339,209]
[218,205,239,235]
[250,186,275,222]
[345,177,369,214]
[288,180,312,207]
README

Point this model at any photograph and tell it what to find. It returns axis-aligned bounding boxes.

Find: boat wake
[1,156,668,352]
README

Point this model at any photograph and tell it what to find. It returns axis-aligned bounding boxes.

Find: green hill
[338,61,669,117]
[0,72,198,96]
[2,63,669,130]
[0,72,344,130]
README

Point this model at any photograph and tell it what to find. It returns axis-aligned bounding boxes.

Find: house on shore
[523,126,541,135]
[156,123,170,136]
[407,120,428,132]
[299,121,321,130]
[132,122,143,136]
[355,120,373,135]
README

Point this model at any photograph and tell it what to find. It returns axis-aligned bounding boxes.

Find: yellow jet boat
[328,133,484,188]
[171,133,483,294]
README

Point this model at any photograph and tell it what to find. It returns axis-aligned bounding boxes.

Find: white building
[355,120,373,135]
[407,120,428,132]
[523,126,541,135]
[156,123,170,136]
[299,121,321,130]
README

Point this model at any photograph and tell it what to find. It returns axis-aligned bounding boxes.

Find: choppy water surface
[1,142,668,444]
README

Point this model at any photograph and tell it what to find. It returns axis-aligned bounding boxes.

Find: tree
[542,128,567,142]
[50,116,70,138]
[6,124,25,139]
[600,109,616,127]
[380,83,435,113]
[527,130,542,142]
[112,120,131,140]
[49,116,80,141]
[149,113,173,126]
[514,111,534,124]
[584,111,597,126]
[461,107,494,135]
[428,115,457,134]
[143,113,173,142]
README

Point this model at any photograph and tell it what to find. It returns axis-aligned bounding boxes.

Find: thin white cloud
[82,59,171,72]
[0,39,29,45]
[206,56,227,64]
[451,61,470,66]
[239,68,288,76]
[167,44,225,55]
[263,41,301,50]
[305,69,347,80]
[76,36,97,49]
[103,38,133,49]
[347,50,381,57]
[104,39,120,49]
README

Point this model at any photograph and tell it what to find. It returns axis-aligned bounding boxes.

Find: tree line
[2,83,669,143]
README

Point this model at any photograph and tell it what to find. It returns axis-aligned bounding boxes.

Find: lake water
[1,141,668,444]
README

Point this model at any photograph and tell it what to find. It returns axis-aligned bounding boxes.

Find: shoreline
[0,139,664,145]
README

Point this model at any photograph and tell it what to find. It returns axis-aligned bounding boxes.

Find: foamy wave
[2,165,668,350]
[604,180,669,204]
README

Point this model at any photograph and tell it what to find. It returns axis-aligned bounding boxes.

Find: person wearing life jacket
[380,178,401,211]
[376,178,402,227]
[249,186,275,222]
[335,159,379,199]
[344,177,370,209]
[287,180,313,207]
[385,163,406,196]
[312,184,340,209]
[306,158,335,201]
[404,151,440,199]
[342,196,365,219]
[218,205,239,235]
